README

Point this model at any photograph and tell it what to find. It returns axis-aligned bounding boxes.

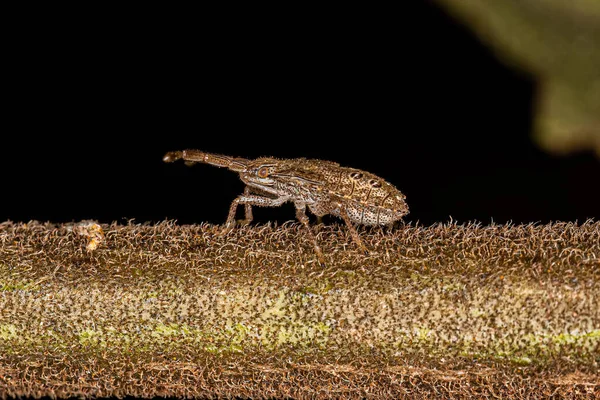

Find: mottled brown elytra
[163,149,409,266]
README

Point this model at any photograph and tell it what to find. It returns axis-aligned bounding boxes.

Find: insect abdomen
[322,166,408,225]
[333,199,407,226]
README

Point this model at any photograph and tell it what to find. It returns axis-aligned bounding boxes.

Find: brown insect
[163,149,409,265]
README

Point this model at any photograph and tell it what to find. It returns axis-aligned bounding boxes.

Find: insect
[163,149,409,266]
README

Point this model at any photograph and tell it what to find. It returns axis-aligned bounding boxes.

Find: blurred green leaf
[434,0,600,156]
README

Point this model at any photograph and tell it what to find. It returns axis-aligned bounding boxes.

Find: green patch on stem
[0,280,40,292]
[0,324,19,340]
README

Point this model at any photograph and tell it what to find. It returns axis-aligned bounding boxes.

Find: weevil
[163,149,409,266]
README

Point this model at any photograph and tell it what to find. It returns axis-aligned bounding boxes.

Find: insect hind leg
[338,207,370,255]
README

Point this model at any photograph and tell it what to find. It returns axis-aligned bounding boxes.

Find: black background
[3,2,599,226]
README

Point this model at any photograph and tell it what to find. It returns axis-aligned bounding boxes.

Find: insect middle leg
[294,203,326,267]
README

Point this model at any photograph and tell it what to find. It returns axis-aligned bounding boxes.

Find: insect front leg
[221,193,288,235]
[242,186,253,226]
[294,203,326,267]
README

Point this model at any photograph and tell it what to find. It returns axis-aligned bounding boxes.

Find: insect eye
[258,167,270,178]
[369,179,382,188]
[350,172,363,180]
